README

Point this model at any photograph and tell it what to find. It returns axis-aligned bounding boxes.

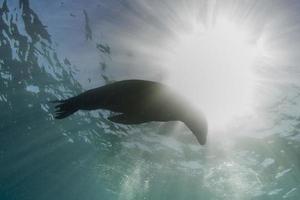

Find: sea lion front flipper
[107,114,148,124]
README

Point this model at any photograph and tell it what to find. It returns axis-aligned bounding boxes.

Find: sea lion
[52,79,207,145]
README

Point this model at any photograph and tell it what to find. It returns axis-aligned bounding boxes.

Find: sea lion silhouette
[52,80,207,145]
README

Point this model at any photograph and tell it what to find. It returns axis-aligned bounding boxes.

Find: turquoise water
[0,0,300,199]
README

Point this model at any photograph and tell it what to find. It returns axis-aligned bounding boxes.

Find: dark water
[0,0,300,199]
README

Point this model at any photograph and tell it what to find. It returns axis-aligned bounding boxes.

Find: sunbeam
[2,0,300,199]
[162,17,263,130]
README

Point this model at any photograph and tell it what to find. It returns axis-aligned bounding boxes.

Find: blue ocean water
[0,0,299,199]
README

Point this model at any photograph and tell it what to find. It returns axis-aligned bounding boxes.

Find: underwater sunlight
[1,0,300,200]
[163,17,261,130]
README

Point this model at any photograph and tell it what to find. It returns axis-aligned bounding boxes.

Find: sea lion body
[52,80,207,144]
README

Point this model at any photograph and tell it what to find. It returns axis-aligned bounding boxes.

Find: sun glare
[163,18,260,130]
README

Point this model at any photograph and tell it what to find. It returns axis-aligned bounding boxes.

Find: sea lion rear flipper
[107,114,148,124]
[51,98,79,119]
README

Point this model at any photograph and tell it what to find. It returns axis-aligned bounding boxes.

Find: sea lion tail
[50,98,78,119]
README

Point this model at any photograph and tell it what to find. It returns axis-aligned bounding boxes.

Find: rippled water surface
[0,0,300,199]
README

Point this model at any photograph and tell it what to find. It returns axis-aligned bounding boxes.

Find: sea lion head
[182,109,208,145]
